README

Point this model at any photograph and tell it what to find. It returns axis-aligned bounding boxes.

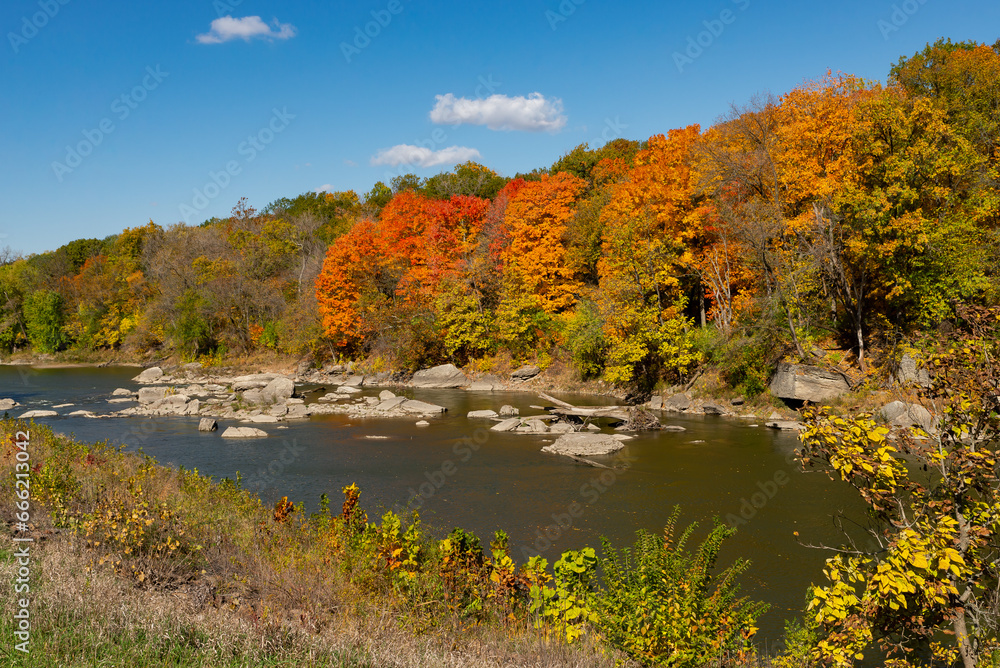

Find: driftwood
[537,392,661,430]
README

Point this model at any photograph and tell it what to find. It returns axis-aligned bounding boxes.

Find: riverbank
[1,421,782,667]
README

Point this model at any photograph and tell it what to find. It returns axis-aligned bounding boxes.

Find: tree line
[2,39,997,392]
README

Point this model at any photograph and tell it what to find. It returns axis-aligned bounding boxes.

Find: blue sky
[2,0,998,255]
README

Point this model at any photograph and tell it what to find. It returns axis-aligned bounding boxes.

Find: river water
[1,364,863,647]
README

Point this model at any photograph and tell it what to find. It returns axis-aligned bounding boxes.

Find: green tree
[23,290,65,353]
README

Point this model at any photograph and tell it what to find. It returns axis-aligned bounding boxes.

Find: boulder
[342,375,365,387]
[112,388,134,397]
[242,389,264,404]
[184,399,201,415]
[138,387,167,404]
[336,386,362,395]
[769,363,850,403]
[542,433,625,457]
[525,418,548,433]
[68,410,96,417]
[0,398,19,410]
[766,420,805,431]
[268,404,289,417]
[248,414,280,424]
[467,410,499,419]
[18,410,58,418]
[499,405,519,417]
[260,377,294,404]
[286,404,311,419]
[511,364,541,381]
[379,390,397,401]
[663,394,691,412]
[231,374,278,391]
[662,425,687,432]
[701,402,726,415]
[491,418,521,432]
[411,364,468,388]
[730,396,745,406]
[469,382,497,391]
[880,401,935,432]
[199,418,218,432]
[399,400,447,415]
[221,426,268,438]
[415,420,430,426]
[648,395,664,410]
[894,354,931,388]
[549,422,576,434]
[375,396,408,412]
[133,367,163,383]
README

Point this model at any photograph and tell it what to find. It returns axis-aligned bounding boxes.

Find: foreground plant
[798,305,1000,667]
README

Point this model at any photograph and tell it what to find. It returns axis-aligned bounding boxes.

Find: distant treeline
[2,39,998,392]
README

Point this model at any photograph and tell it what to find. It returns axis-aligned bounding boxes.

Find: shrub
[595,507,768,666]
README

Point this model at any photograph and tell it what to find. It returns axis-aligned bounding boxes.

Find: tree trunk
[953,609,976,668]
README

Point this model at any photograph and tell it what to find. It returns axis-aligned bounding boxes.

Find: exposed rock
[221,426,268,438]
[260,377,294,404]
[231,374,278,391]
[467,410,499,419]
[411,364,468,388]
[112,388,134,397]
[549,422,577,434]
[663,394,691,412]
[768,411,783,421]
[894,354,932,388]
[648,395,664,410]
[511,364,541,381]
[199,418,218,432]
[0,398,18,411]
[525,418,548,433]
[730,397,745,406]
[701,402,726,415]
[399,400,447,415]
[880,401,935,432]
[415,420,430,426]
[769,362,850,403]
[133,367,163,383]
[19,410,57,418]
[612,434,634,441]
[379,390,397,401]
[585,424,601,432]
[138,387,167,404]
[184,399,201,415]
[68,410,96,417]
[375,396,408,412]
[469,382,497,391]
[285,405,311,419]
[248,415,279,424]
[336,386,362,395]
[499,405,519,417]
[766,420,805,431]
[108,397,134,404]
[542,433,625,457]
[242,389,264,404]
[491,418,521,432]
[342,375,365,387]
[662,425,687,432]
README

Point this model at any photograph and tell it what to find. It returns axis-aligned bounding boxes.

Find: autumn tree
[799,304,1000,668]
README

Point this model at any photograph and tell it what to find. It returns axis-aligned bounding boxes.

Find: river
[1,364,863,647]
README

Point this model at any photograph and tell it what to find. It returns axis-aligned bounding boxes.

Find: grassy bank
[0,420,782,667]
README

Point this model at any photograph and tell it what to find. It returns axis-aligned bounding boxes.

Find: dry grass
[0,421,632,668]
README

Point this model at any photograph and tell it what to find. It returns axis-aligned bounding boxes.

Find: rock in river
[411,364,468,388]
[221,426,268,438]
[19,410,58,419]
[542,433,625,457]
[769,363,849,403]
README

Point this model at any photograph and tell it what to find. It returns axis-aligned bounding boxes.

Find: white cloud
[196,16,296,44]
[370,144,482,168]
[429,93,566,132]
[315,184,333,193]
